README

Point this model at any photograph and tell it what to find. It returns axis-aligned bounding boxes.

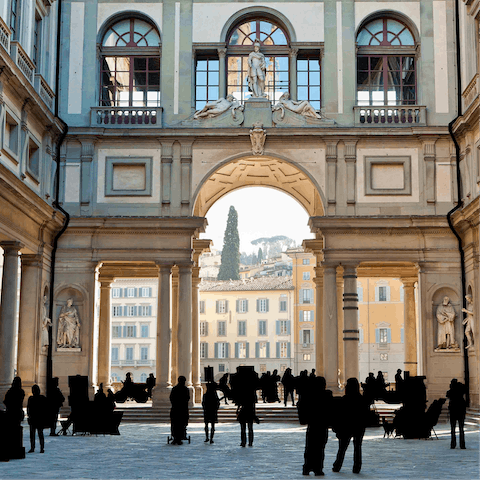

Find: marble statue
[273,92,321,119]
[462,294,475,349]
[193,95,243,120]
[250,122,267,155]
[247,40,267,98]
[41,295,51,353]
[57,298,81,348]
[436,296,458,349]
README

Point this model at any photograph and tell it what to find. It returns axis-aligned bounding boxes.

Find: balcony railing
[10,41,35,84]
[91,107,163,128]
[111,359,155,367]
[462,74,479,112]
[0,16,11,52]
[354,105,426,126]
[34,74,55,111]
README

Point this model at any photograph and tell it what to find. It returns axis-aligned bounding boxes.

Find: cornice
[452,197,480,230]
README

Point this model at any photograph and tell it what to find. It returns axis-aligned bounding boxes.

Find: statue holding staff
[57,298,81,348]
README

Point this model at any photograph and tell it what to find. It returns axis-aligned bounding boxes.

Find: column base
[188,385,195,407]
[152,384,173,406]
[194,383,203,404]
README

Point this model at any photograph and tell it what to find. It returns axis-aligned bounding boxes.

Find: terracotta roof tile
[199,276,294,292]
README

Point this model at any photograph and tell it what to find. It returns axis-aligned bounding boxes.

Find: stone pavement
[1,423,478,479]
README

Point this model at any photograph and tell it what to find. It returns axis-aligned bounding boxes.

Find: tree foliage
[251,235,295,259]
[257,247,263,263]
[217,206,240,280]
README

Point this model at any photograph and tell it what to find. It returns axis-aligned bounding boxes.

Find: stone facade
[0,0,478,407]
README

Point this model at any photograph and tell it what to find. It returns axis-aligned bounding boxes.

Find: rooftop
[199,276,294,292]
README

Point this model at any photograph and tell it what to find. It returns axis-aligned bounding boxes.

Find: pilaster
[325,139,338,216]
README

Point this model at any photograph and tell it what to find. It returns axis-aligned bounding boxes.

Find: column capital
[99,277,115,287]
[177,262,194,274]
[321,263,338,273]
[401,277,417,287]
[20,253,43,267]
[0,241,24,254]
[289,48,299,58]
[342,264,358,277]
[217,47,227,58]
[156,262,173,274]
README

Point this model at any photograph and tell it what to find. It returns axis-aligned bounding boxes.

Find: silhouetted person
[302,376,332,476]
[94,383,109,414]
[218,373,230,405]
[170,376,190,445]
[271,369,281,402]
[376,371,387,396]
[295,370,310,423]
[281,368,295,406]
[146,373,156,398]
[106,389,116,412]
[259,373,268,403]
[27,385,48,453]
[332,378,369,474]
[4,376,25,425]
[446,379,467,449]
[202,382,220,444]
[48,377,65,436]
[309,369,316,379]
[394,369,404,398]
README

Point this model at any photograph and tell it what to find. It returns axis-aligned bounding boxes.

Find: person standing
[302,376,332,476]
[281,368,296,406]
[202,382,220,444]
[169,376,190,445]
[446,379,467,449]
[27,385,48,453]
[332,378,370,474]
[48,377,64,436]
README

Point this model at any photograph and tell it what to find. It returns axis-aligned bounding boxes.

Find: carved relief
[249,122,266,155]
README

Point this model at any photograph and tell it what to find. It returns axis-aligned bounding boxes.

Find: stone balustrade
[10,41,35,84]
[91,107,163,128]
[0,16,11,52]
[462,74,479,112]
[34,74,55,111]
[354,105,427,126]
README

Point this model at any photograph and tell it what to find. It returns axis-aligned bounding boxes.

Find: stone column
[218,48,227,99]
[171,266,179,381]
[153,264,172,405]
[323,264,339,390]
[336,268,345,386]
[17,254,43,393]
[313,267,324,376]
[97,277,114,390]
[192,267,202,403]
[343,265,359,380]
[177,264,193,403]
[289,48,298,100]
[402,278,418,376]
[0,241,23,401]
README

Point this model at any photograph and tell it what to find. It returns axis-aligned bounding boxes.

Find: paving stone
[0,423,478,479]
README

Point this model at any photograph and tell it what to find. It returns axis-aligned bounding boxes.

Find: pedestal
[244,97,272,127]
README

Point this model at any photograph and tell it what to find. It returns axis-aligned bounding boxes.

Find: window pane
[357,57,369,71]
[208,86,219,100]
[297,71,308,85]
[197,60,207,70]
[371,57,383,71]
[357,70,369,86]
[133,72,146,85]
[196,86,207,100]
[309,88,320,101]
[398,29,415,46]
[134,58,147,70]
[148,72,160,86]
[309,71,320,85]
[298,86,308,99]
[297,59,308,71]
[208,71,219,85]
[387,57,401,71]
[196,71,207,85]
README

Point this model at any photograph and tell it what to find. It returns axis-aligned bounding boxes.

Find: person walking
[446,379,467,449]
[27,385,48,453]
[48,377,65,436]
[281,368,296,406]
[202,382,220,444]
[169,376,190,445]
[332,378,369,474]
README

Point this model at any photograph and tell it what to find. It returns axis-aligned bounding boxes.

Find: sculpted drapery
[57,298,81,348]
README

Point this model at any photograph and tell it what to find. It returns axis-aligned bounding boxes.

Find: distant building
[199,277,294,379]
[199,250,221,280]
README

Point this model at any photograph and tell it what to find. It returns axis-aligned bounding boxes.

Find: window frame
[297,53,321,111]
[195,54,220,111]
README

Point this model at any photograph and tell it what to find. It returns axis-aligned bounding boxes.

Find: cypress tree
[217,206,240,280]
[257,247,263,264]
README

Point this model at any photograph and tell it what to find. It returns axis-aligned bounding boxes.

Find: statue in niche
[273,92,321,119]
[436,296,458,349]
[247,40,267,98]
[193,95,243,120]
[249,122,267,155]
[41,295,52,354]
[57,298,81,349]
[462,294,475,349]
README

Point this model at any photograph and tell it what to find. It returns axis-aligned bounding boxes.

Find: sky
[200,187,313,254]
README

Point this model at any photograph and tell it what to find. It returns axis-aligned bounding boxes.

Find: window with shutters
[258,298,268,313]
[217,342,228,358]
[111,372,120,382]
[140,373,147,382]
[125,347,134,360]
[378,286,387,302]
[302,329,311,344]
[127,306,136,316]
[259,364,267,373]
[238,342,247,359]
[279,341,288,358]
[112,288,121,298]
[125,325,136,337]
[200,342,208,359]
[140,305,150,316]
[279,320,288,335]
[140,346,149,360]
[140,324,149,338]
[127,288,135,297]
[218,321,226,336]
[217,300,227,314]
[10,0,20,41]
[258,341,268,358]
[111,346,119,361]
[238,299,248,313]
[238,321,246,336]
[112,306,122,317]
[218,364,225,372]
[303,258,310,265]
[279,299,287,312]
[258,320,267,336]
[112,325,121,338]
[379,328,388,343]
[301,310,313,322]
[303,353,311,361]
[380,353,388,361]
[302,289,313,304]
[141,287,150,297]
[303,272,310,280]
[199,300,205,314]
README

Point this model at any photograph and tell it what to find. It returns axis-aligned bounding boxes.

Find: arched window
[227,18,290,103]
[100,18,161,107]
[356,18,416,106]
[140,373,147,383]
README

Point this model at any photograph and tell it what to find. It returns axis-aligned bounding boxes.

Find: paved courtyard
[1,423,478,479]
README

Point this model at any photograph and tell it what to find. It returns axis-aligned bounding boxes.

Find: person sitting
[48,377,65,436]
[332,378,370,474]
[170,376,190,445]
[27,385,48,453]
[202,382,220,444]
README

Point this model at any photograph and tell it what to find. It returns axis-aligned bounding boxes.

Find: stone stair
[465,407,480,429]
